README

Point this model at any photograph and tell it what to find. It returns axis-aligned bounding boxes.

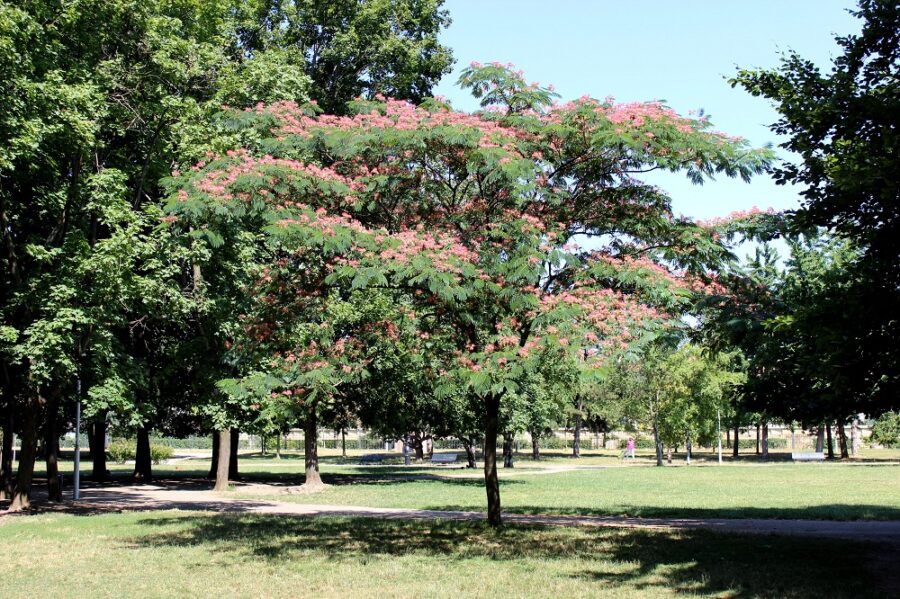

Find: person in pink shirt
[625,437,635,460]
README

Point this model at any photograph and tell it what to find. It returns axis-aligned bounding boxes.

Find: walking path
[7,480,899,544]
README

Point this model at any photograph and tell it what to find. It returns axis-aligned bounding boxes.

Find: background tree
[732,0,900,419]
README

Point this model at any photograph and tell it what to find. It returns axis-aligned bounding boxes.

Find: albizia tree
[167,63,772,525]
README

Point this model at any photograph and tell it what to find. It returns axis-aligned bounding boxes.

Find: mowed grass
[29,447,900,521]
[0,510,891,599]
[233,462,900,521]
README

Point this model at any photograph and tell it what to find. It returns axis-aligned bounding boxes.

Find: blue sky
[433,0,860,222]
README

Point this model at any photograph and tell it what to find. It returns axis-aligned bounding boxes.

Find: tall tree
[171,63,772,526]
[732,0,900,417]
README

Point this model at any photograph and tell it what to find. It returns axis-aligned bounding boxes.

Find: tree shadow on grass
[130,513,890,598]
[423,503,900,522]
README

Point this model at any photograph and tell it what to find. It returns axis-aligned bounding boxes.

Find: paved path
[6,481,899,544]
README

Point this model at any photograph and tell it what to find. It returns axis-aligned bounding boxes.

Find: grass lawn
[228,461,900,521]
[0,510,892,598]
[22,448,900,521]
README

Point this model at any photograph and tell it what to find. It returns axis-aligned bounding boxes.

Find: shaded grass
[0,510,892,598]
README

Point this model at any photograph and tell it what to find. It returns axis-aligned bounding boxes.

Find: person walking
[626,437,635,460]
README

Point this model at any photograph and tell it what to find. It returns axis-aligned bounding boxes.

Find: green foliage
[871,412,900,448]
[107,440,135,464]
[149,444,174,464]
[731,0,900,417]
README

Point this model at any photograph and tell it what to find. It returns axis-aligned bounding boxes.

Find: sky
[433,0,861,222]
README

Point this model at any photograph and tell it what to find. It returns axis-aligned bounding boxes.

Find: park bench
[359,454,384,464]
[430,453,458,464]
[791,452,826,461]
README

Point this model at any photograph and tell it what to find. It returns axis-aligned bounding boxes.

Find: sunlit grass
[0,510,888,598]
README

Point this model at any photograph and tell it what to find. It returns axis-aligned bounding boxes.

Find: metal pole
[74,376,81,500]
[717,408,722,464]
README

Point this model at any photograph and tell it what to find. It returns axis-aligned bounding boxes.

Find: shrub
[871,412,900,448]
[107,440,135,464]
[736,438,788,450]
[150,445,174,464]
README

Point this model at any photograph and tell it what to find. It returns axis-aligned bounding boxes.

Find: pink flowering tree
[167,63,772,523]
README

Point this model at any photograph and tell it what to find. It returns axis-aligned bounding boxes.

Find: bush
[107,440,135,464]
[871,412,900,448]
[150,445,174,464]
[736,438,788,450]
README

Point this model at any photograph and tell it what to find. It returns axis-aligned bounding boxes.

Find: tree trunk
[816,426,825,453]
[213,428,230,492]
[851,420,861,457]
[45,404,61,501]
[89,414,108,482]
[838,423,849,459]
[483,394,502,527]
[826,423,835,459]
[261,435,267,456]
[133,427,152,482]
[208,431,219,478]
[732,421,740,458]
[726,427,731,449]
[229,429,239,480]
[341,429,346,457]
[0,403,13,499]
[502,432,514,468]
[761,422,769,459]
[686,438,692,464]
[530,430,540,461]
[462,438,477,468]
[303,410,322,487]
[9,396,39,511]
[755,424,760,455]
[652,422,663,467]
[413,434,425,461]
[572,395,583,458]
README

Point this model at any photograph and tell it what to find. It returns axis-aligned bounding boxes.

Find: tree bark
[229,429,239,480]
[826,423,835,459]
[685,438,692,464]
[726,427,731,449]
[341,429,346,457]
[275,432,282,459]
[502,432,514,468]
[462,438,477,468]
[9,396,39,511]
[483,394,502,527]
[851,420,861,457]
[0,402,13,499]
[413,433,425,461]
[45,403,61,501]
[755,424,760,455]
[89,413,108,482]
[213,428,230,491]
[838,423,849,459]
[732,421,740,458]
[652,422,663,467]
[208,431,219,478]
[133,427,152,482]
[572,395,583,458]
[761,422,769,459]
[816,426,825,453]
[530,429,540,461]
[303,410,322,487]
